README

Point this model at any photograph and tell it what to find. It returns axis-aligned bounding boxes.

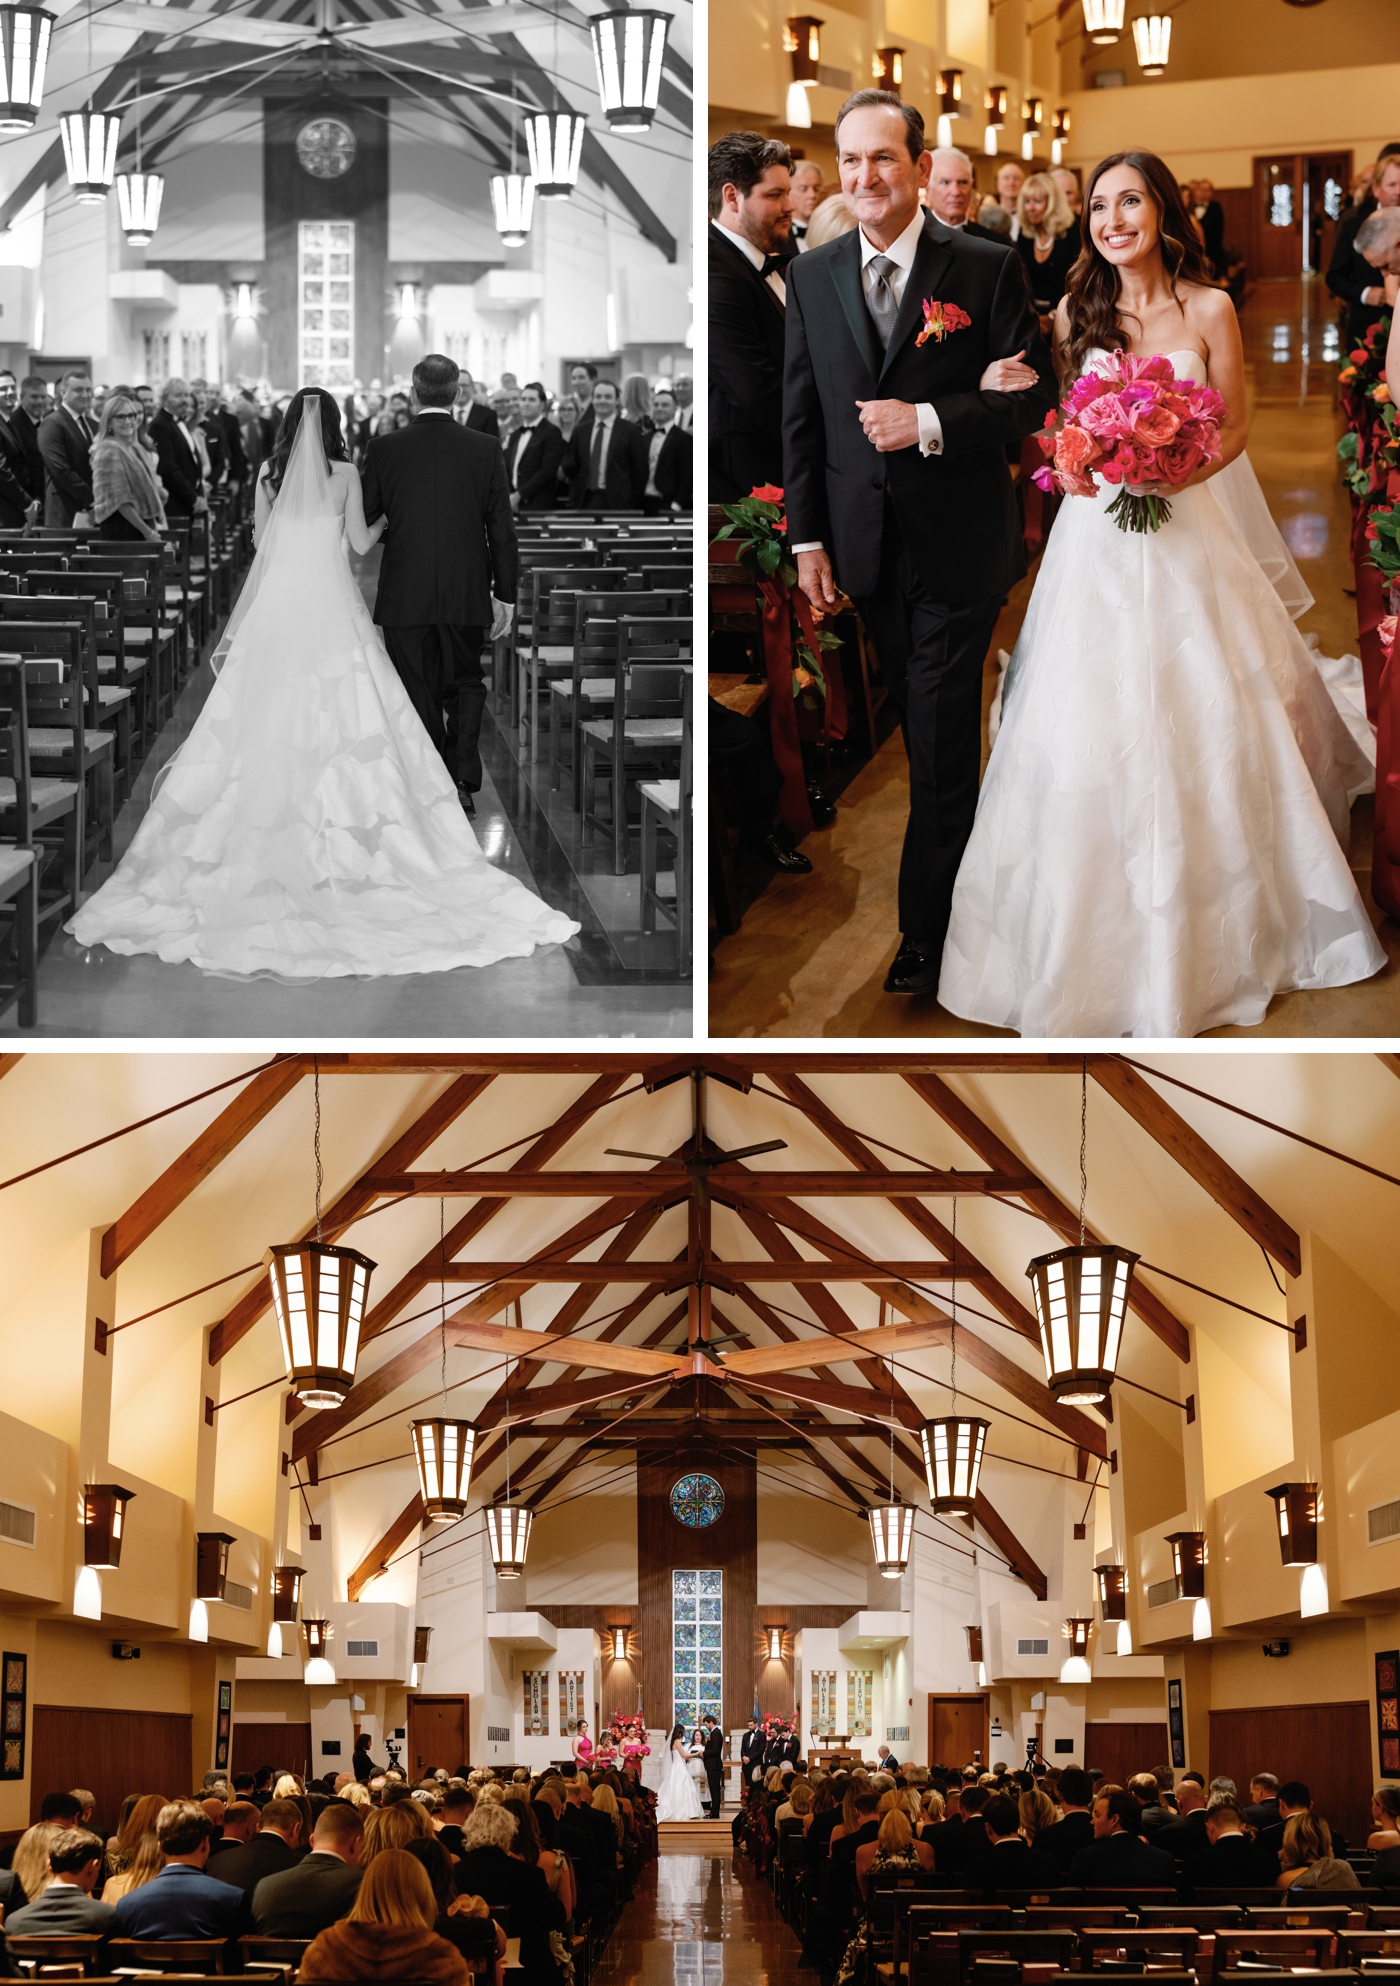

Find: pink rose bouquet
[1032,350,1226,534]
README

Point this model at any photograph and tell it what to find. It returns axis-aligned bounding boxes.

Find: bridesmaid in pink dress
[621,1719,651,1769]
[571,1720,595,1769]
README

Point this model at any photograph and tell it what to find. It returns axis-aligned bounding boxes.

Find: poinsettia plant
[711,484,843,704]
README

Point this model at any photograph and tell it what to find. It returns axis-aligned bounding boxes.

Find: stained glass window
[673,1569,721,1730]
[670,1473,724,1528]
[299,220,355,389]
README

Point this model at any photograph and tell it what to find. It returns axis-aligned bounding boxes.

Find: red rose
[750,483,785,503]
[1153,433,1207,483]
[1352,349,1370,365]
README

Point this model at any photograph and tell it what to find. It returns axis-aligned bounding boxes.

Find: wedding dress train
[656,1740,705,1823]
[67,414,579,978]
[939,349,1385,1039]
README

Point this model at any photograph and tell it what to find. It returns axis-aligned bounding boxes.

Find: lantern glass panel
[869,1503,913,1576]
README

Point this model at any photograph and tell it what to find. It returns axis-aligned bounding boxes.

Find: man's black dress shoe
[457,787,477,817]
[742,829,813,873]
[807,783,837,826]
[883,937,942,994]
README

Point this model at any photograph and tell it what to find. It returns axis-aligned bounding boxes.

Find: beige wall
[1071,0,1400,91]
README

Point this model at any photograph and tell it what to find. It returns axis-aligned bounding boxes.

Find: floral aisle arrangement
[1033,350,1225,534]
[1350,313,1400,923]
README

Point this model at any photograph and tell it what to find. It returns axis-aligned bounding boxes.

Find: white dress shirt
[509,415,541,489]
[645,416,674,497]
[791,208,945,558]
[712,217,786,306]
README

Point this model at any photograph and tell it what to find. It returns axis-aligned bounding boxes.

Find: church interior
[1,1050,1398,1982]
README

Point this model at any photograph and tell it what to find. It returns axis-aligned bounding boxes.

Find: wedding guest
[568,362,597,421]
[299,1848,467,1985]
[995,160,1024,233]
[1329,153,1400,339]
[489,386,521,436]
[5,373,48,511]
[503,382,566,510]
[1050,166,1081,217]
[673,372,694,430]
[564,376,647,508]
[150,378,207,518]
[709,129,792,501]
[0,367,36,524]
[111,1801,244,1938]
[92,393,168,542]
[1015,171,1080,328]
[4,1830,116,1933]
[455,372,500,439]
[645,386,692,511]
[39,367,96,526]
[786,160,824,253]
[805,192,857,247]
[621,373,654,432]
[1278,1812,1359,1891]
[189,378,224,485]
[976,199,1013,238]
[926,148,1003,243]
[1190,178,1226,272]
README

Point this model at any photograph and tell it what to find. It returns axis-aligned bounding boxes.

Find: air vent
[0,1500,36,1548]
[1016,1637,1049,1656]
[346,1639,379,1658]
[221,1581,253,1610]
[1147,1578,1180,1608]
[487,1724,510,1743]
[1369,1500,1400,1545]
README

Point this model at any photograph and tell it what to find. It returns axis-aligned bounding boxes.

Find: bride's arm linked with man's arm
[341,462,388,555]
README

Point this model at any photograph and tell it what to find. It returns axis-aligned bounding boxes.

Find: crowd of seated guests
[0,1756,656,1982]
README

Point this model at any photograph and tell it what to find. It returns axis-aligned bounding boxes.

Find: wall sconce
[1051,106,1071,165]
[983,85,1007,157]
[398,283,419,321]
[872,45,903,93]
[1060,1616,1093,1682]
[608,1624,629,1660]
[765,1624,785,1660]
[1021,96,1042,162]
[1266,1482,1319,1566]
[83,1484,135,1569]
[234,282,255,320]
[414,1625,433,1666]
[1095,1564,1128,1620]
[783,14,822,85]
[303,1617,336,1683]
[938,67,962,114]
[965,1624,983,1663]
[271,1566,304,1623]
[195,1531,236,1601]
[1167,1530,1208,1599]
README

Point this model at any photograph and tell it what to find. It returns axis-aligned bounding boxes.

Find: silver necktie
[867,254,899,348]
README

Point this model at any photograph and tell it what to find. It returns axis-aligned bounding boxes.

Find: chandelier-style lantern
[486,1501,533,1578]
[268,1241,374,1408]
[869,1502,913,1579]
[921,1416,989,1514]
[524,111,585,199]
[590,7,670,132]
[872,46,903,93]
[83,1483,135,1568]
[1095,1564,1128,1620]
[60,108,119,203]
[271,1566,304,1623]
[1132,13,1172,73]
[1167,1529,1208,1598]
[115,170,163,246]
[491,173,535,247]
[1082,0,1125,41]
[1265,1482,1319,1566]
[1028,1244,1138,1405]
[0,5,53,132]
[412,1417,476,1523]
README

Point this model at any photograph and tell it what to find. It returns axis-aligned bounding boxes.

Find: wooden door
[229,1723,312,1781]
[30,1706,192,1836]
[1305,151,1352,277]
[1253,156,1304,279]
[929,1693,988,1769]
[1083,1721,1171,1786]
[407,1694,469,1776]
[1208,1702,1371,1846]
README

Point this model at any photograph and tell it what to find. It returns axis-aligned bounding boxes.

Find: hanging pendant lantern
[589,7,670,132]
[1027,1243,1138,1406]
[487,1501,533,1577]
[872,46,903,93]
[302,1617,335,1682]
[195,1531,236,1601]
[1265,1482,1319,1566]
[869,1502,913,1579]
[60,109,119,202]
[1082,0,1125,41]
[116,170,163,245]
[921,1416,989,1515]
[1167,1529,1207,1598]
[938,67,962,115]
[524,111,585,198]
[83,1483,135,1568]
[411,1417,476,1523]
[1095,1564,1128,1620]
[267,1241,374,1408]
[1021,97,1042,162]
[271,1566,304,1623]
[1132,13,1171,72]
[491,173,535,247]
[0,5,53,132]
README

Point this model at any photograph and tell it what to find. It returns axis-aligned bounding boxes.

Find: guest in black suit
[1183,1802,1279,1889]
[782,88,1055,995]
[1256,1781,1347,1863]
[1154,1781,1210,1863]
[208,1801,261,1860]
[504,383,566,510]
[564,377,648,508]
[709,129,792,501]
[39,368,96,526]
[250,1802,363,1935]
[361,352,517,811]
[7,374,50,511]
[1065,1790,1176,1888]
[0,369,38,527]
[207,1797,305,1896]
[1036,1768,1096,1870]
[961,1794,1061,1893]
[1189,180,1226,274]
[1329,156,1400,340]
[702,1716,726,1818]
[926,145,1009,246]
[645,387,693,511]
[149,379,206,518]
[1242,1774,1281,1831]
[455,373,500,441]
[925,1785,991,1872]
[784,160,824,256]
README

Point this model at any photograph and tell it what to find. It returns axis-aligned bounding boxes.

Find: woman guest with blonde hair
[1014,171,1081,331]
[620,374,654,434]
[1278,1812,1360,1890]
[363,1799,433,1860]
[10,1823,64,1907]
[1019,1786,1058,1845]
[804,193,857,250]
[299,1847,468,1983]
[92,393,168,542]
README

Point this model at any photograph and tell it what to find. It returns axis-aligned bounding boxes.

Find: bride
[656,1721,705,1822]
[67,388,578,978]
[938,151,1386,1037]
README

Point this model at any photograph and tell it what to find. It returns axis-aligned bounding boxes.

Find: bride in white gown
[656,1722,705,1822]
[938,151,1385,1037]
[67,391,579,978]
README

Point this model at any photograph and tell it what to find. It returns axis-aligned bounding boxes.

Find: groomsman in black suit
[504,382,566,509]
[783,89,1055,995]
[644,386,692,511]
[7,374,50,511]
[709,130,792,501]
[149,379,206,518]
[0,370,39,526]
[39,368,96,526]
[740,1719,764,1783]
[564,377,647,508]
[455,372,501,441]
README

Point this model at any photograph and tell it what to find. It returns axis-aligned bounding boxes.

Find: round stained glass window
[670,1473,725,1528]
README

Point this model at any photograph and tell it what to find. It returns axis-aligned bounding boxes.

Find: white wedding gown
[66,415,579,978]
[939,348,1385,1038]
[656,1740,705,1822]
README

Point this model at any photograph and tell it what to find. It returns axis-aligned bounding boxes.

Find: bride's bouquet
[1033,350,1225,534]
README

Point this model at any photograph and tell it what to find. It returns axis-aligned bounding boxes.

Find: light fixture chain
[1078,1056,1087,1247]
[439,1196,448,1410]
[950,1197,958,1410]
[313,1055,323,1243]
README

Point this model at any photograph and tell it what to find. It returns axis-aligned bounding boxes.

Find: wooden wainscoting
[30,1705,193,1835]
[1208,1701,1372,1846]
[1084,1720,1171,1785]
[229,1722,312,1780]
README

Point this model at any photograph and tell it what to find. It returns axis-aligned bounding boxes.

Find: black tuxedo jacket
[461,401,501,441]
[506,417,567,507]
[215,405,248,482]
[710,223,786,503]
[703,1725,724,1763]
[962,1839,1062,1893]
[564,411,648,508]
[206,1830,304,1896]
[783,210,1056,603]
[1196,198,1226,269]
[362,412,517,626]
[39,406,95,524]
[652,423,693,508]
[250,1852,362,1936]
[1327,207,1386,337]
[149,409,202,514]
[1036,1810,1094,1867]
[741,1730,764,1770]
[6,406,46,504]
[0,415,34,525]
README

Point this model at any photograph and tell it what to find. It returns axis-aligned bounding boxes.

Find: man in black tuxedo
[7,374,49,512]
[1183,1801,1278,1889]
[701,1716,725,1818]
[504,382,565,510]
[646,386,692,511]
[1329,155,1400,340]
[39,368,96,526]
[0,370,38,527]
[564,376,647,508]
[361,352,517,815]
[783,88,1055,995]
[925,1784,990,1872]
[784,160,824,256]
[927,146,1010,246]
[740,1719,764,1783]
[709,130,792,502]
[149,378,206,518]
[455,372,500,440]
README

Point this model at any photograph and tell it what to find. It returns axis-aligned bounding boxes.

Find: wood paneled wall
[30,1706,193,1835]
[1083,1720,1171,1786]
[637,1453,757,1731]
[1207,1701,1373,1846]
[754,1606,854,1722]
[229,1722,313,1780]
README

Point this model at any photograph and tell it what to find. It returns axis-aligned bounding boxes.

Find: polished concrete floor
[709,276,1400,1040]
[8,543,692,1039]
[596,1845,802,1986]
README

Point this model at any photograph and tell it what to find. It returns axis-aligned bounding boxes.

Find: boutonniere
[915,298,972,348]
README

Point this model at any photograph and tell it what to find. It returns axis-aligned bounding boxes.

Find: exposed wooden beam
[965,1492,1048,1600]
[102,1060,305,1280]
[1380,1054,1400,1083]
[1090,1060,1302,1277]
[368,1167,1034,1198]
[346,1492,424,1603]
[297,1053,1104,1073]
[425,1259,1036,1284]
[905,1074,1191,1361]
[209,1072,496,1363]
[0,1054,22,1082]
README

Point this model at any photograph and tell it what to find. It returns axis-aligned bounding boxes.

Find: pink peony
[1076,392,1134,440]
[1054,424,1101,474]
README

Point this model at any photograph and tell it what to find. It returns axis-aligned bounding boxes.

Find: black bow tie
[761,254,786,278]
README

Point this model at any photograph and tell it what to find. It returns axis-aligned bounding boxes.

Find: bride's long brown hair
[1062,150,1216,381]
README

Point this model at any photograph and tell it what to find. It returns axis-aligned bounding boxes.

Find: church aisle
[595,1844,806,1985]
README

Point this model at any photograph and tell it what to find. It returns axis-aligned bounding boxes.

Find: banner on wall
[524,1670,549,1737]
[1167,1678,1186,1769]
[559,1669,585,1735]
[215,1680,232,1771]
[811,1670,838,1737]
[2,1652,27,1780]
[847,1669,874,1739]
[1377,1651,1400,1777]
